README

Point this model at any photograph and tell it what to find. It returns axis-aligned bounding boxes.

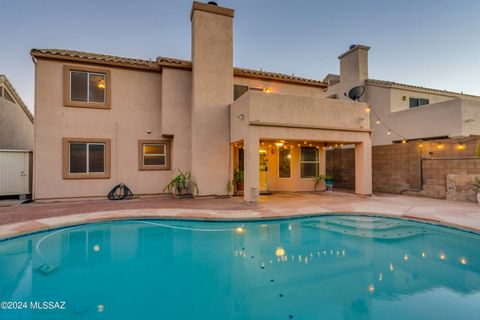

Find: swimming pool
[0,215,479,319]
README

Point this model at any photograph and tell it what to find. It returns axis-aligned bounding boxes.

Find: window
[63,138,111,179]
[64,65,111,109]
[234,85,248,100]
[409,97,429,108]
[301,147,319,178]
[138,140,172,170]
[279,147,291,178]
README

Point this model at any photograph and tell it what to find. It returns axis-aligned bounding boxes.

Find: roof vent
[349,44,357,50]
[207,1,218,5]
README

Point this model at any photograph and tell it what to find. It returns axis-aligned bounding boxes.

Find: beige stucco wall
[388,86,455,112]
[234,77,325,98]
[246,91,370,130]
[0,90,33,150]
[161,68,192,172]
[327,80,480,146]
[369,85,480,145]
[34,59,195,200]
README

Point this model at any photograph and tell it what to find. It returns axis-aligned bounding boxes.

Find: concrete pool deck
[1,191,480,239]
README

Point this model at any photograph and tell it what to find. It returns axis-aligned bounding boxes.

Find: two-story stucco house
[31,1,372,202]
[324,45,480,146]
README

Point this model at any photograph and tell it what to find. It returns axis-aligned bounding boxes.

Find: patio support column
[319,147,326,176]
[244,136,260,203]
[355,140,372,195]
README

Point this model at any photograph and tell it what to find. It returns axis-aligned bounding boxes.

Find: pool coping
[1,209,480,241]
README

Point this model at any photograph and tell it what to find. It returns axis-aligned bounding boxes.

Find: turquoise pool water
[1,215,480,319]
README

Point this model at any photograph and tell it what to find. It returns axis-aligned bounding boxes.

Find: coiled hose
[108,183,134,200]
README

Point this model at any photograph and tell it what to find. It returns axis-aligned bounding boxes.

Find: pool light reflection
[235,227,245,235]
[275,247,285,257]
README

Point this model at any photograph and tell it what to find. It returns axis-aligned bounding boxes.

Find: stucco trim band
[249,121,373,133]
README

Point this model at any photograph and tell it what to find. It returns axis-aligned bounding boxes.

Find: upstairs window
[63,138,111,179]
[409,97,429,108]
[64,66,111,109]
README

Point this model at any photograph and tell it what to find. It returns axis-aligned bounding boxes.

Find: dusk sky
[1,0,479,111]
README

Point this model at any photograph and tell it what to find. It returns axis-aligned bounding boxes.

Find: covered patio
[230,90,373,202]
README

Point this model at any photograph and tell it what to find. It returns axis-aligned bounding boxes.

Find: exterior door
[0,151,30,196]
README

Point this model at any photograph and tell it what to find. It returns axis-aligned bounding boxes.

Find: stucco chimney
[338,44,370,98]
[190,1,234,195]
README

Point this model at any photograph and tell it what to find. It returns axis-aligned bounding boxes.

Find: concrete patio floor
[1,191,480,239]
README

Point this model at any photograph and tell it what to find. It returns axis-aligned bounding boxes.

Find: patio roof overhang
[230,91,373,202]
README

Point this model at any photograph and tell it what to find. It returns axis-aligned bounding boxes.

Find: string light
[367,104,409,143]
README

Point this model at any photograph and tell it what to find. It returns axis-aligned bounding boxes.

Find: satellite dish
[345,85,365,101]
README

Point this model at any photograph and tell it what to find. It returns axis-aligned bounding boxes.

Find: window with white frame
[300,147,319,178]
[138,140,171,170]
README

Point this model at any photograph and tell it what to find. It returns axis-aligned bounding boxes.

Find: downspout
[31,55,37,200]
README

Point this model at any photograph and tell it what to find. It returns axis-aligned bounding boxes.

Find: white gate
[0,150,31,196]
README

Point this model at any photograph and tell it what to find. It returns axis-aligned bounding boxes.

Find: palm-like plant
[163,169,199,195]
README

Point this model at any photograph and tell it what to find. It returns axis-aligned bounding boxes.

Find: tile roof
[234,67,326,87]
[324,73,480,99]
[31,49,160,70]
[31,49,327,88]
[365,79,480,99]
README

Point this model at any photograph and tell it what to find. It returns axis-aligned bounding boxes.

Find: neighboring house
[324,45,480,146]
[0,75,34,197]
[31,1,372,202]
[0,75,34,150]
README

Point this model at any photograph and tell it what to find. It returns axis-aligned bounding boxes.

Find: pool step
[303,221,424,239]
[321,216,403,230]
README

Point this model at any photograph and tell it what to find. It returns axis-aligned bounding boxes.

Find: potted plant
[163,169,199,198]
[233,167,244,192]
[315,174,334,191]
[472,177,480,205]
[314,175,327,191]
